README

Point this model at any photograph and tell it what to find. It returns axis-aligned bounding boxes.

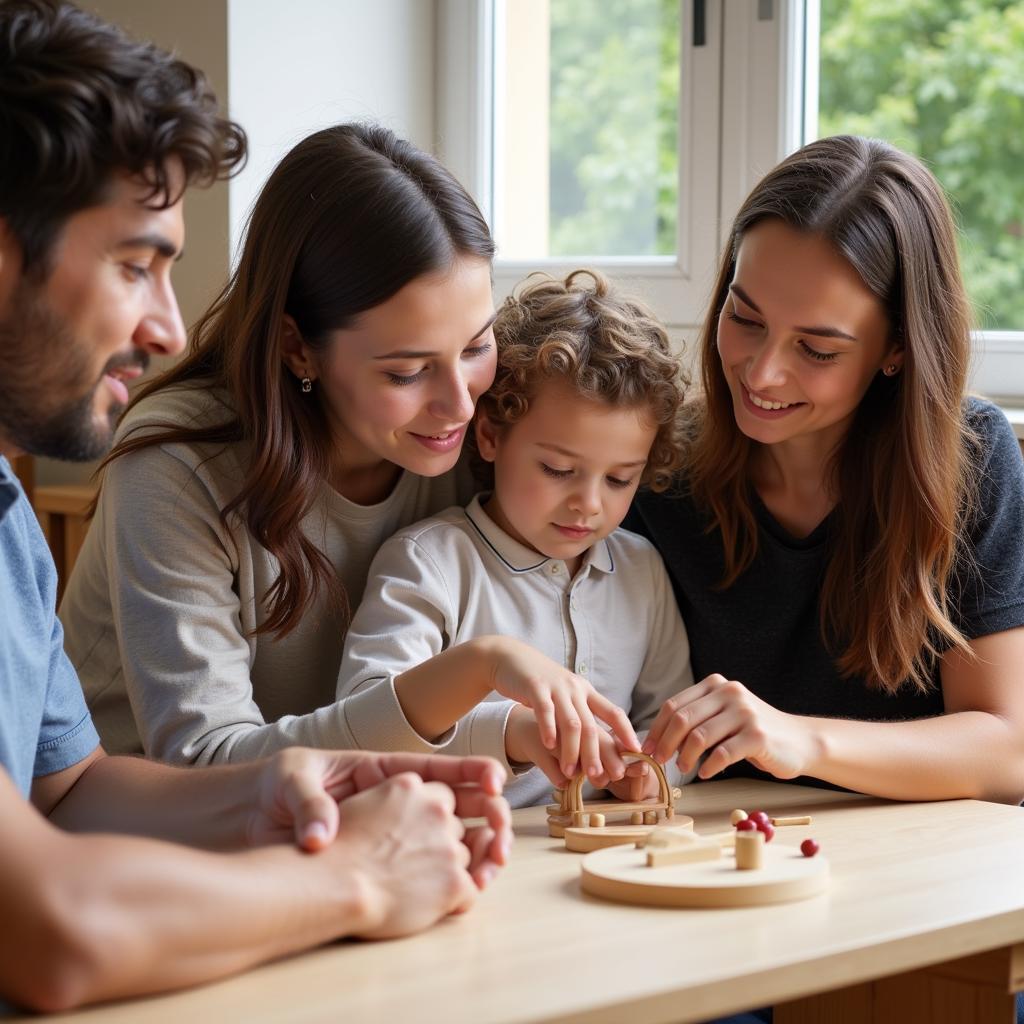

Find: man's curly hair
[475,269,688,492]
[0,0,246,275]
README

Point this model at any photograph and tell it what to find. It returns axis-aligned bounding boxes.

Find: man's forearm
[47,753,263,849]
[3,827,372,1012]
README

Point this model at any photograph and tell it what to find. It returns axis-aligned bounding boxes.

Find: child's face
[476,379,657,572]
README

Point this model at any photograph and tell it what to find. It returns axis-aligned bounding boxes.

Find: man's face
[0,168,188,461]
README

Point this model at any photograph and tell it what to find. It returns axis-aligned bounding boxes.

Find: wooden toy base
[580,842,829,908]
[561,819,695,853]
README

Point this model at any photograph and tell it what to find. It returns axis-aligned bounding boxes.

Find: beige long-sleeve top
[59,385,472,764]
[335,495,695,807]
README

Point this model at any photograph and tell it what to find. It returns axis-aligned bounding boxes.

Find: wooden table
[19,779,1024,1023]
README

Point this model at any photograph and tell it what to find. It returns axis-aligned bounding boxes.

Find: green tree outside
[548,0,679,257]
[819,0,1024,329]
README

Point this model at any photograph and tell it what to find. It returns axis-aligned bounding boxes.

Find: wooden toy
[729,808,748,825]
[646,836,721,868]
[550,752,695,852]
[580,840,830,908]
[801,838,820,857]
[773,815,813,826]
[735,829,765,870]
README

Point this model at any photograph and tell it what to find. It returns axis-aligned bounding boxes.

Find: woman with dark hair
[629,135,1024,806]
[60,123,626,772]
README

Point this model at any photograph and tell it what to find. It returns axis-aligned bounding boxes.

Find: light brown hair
[688,134,978,694]
[477,269,687,491]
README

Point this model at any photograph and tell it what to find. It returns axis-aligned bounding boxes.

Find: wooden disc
[563,819,695,853]
[580,842,829,908]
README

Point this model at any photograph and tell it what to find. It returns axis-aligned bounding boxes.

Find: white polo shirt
[336,494,694,807]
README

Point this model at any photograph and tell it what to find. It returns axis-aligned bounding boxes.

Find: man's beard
[0,278,147,462]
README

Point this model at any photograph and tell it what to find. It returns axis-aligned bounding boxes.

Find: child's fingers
[596,731,626,781]
[529,694,557,750]
[550,691,582,778]
[573,698,601,781]
[587,692,640,752]
[623,760,649,778]
[533,745,570,788]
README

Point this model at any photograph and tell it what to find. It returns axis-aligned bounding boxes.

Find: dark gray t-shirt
[625,398,1024,785]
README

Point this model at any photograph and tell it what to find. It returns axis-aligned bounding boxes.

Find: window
[806,0,1024,400]
[437,0,735,328]
[439,0,1024,400]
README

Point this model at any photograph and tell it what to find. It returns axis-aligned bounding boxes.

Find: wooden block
[647,841,720,868]
[735,829,765,870]
[564,820,694,853]
[772,815,812,827]
[645,830,694,850]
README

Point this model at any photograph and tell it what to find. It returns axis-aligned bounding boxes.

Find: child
[336,270,694,807]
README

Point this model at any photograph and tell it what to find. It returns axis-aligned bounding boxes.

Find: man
[0,1,510,1011]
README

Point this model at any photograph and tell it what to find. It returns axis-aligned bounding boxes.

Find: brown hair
[0,0,245,275]
[99,123,495,638]
[688,135,978,694]
[476,269,687,491]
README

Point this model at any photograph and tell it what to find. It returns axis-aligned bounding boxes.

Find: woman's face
[716,219,901,452]
[312,256,496,478]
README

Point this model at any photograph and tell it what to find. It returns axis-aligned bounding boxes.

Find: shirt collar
[0,457,20,522]
[463,493,615,575]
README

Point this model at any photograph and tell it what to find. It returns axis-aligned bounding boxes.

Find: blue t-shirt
[0,457,99,797]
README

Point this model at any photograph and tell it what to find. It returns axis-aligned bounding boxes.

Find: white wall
[227,0,437,257]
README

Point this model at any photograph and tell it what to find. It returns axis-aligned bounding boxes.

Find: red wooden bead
[756,821,775,842]
[801,838,820,858]
[735,818,758,832]
[747,810,771,826]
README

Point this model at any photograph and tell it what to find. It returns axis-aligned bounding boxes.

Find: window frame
[437,0,1024,401]
[436,0,731,329]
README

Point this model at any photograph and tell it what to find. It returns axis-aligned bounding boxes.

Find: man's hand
[329,773,483,938]
[249,748,512,888]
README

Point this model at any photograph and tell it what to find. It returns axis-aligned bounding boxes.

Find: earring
[301,376,312,393]
[883,364,899,377]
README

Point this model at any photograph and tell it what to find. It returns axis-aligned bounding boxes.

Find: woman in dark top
[630,135,1024,803]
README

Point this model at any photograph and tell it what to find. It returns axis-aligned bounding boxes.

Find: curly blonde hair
[475,269,688,492]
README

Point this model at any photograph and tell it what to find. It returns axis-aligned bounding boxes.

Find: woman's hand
[483,636,639,779]
[640,674,822,780]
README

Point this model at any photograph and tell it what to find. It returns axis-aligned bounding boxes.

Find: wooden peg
[589,813,605,828]
[630,811,643,825]
[643,810,658,825]
[735,829,765,870]
[771,815,812,827]
[647,839,720,868]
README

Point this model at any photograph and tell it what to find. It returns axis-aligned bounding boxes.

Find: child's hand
[504,705,630,789]
[483,636,639,780]
[604,760,661,803]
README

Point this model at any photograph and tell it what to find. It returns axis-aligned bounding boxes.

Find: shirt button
[577,663,588,675]
[549,563,561,574]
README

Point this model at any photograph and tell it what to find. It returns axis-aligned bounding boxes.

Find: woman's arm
[66,445,367,763]
[643,627,1024,803]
